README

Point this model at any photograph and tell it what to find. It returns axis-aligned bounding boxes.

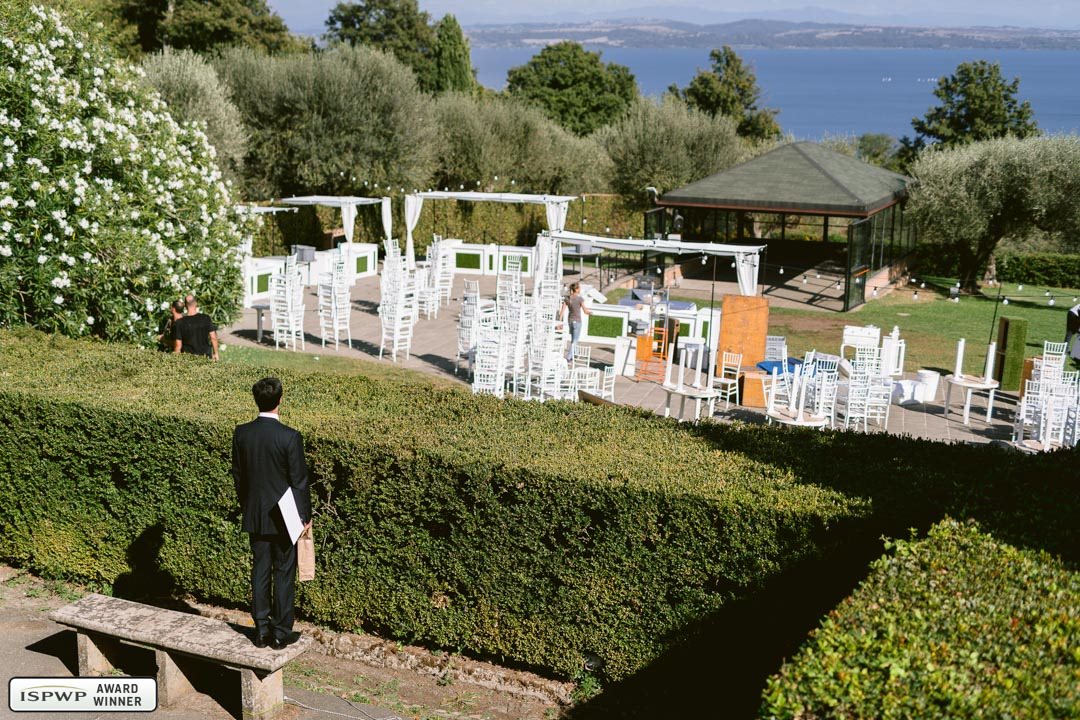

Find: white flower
[0,245,11,257]
[85,316,94,325]
[52,295,63,305]
[37,254,48,264]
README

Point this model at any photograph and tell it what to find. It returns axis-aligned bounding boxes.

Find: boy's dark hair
[171,299,185,314]
[252,377,283,412]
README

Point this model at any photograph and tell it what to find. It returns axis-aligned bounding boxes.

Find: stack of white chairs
[378,255,418,362]
[317,253,351,350]
[270,255,305,351]
[600,366,616,402]
[1013,341,1079,451]
[765,335,788,362]
[471,338,505,398]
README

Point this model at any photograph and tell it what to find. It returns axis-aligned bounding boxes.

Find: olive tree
[432,92,609,195]
[214,45,437,199]
[141,49,247,190]
[595,96,746,205]
[909,135,1080,290]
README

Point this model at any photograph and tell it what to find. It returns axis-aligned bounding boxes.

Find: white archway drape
[279,195,390,246]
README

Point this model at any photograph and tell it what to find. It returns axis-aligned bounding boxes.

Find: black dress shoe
[254,634,271,649]
[271,631,301,650]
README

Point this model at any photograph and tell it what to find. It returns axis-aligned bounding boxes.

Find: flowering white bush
[0,3,246,342]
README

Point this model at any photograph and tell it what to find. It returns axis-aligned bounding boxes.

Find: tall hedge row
[0,329,862,680]
[996,251,1080,289]
[761,519,1080,719]
[1,329,1077,687]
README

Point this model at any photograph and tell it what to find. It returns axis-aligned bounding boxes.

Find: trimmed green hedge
[0,329,862,681]
[1,329,1077,688]
[761,519,1080,719]
[997,252,1080,289]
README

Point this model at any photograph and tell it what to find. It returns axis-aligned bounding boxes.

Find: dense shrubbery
[140,49,247,190]
[432,92,609,196]
[2,329,1078,685]
[596,97,747,205]
[996,251,1080,289]
[0,2,246,342]
[761,519,1080,719]
[213,45,437,200]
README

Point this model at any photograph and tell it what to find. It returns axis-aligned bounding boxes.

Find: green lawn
[606,282,1078,376]
[218,344,459,388]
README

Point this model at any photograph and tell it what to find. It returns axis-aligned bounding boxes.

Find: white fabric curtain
[545,200,569,234]
[404,194,424,270]
[380,197,392,243]
[735,253,760,296]
[340,203,357,243]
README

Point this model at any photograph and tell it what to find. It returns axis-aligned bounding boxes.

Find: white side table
[943,374,1000,425]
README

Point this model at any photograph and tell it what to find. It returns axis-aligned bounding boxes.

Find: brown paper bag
[297,524,315,582]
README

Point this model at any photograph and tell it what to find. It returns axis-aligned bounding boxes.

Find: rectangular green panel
[456,252,481,270]
[700,321,710,339]
[356,255,369,274]
[588,314,624,338]
[256,273,270,294]
[501,255,530,272]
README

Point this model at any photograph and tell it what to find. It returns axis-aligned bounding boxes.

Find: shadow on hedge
[687,422,1080,565]
[567,529,884,719]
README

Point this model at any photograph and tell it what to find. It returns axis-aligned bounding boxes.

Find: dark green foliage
[857,133,903,172]
[2,329,1077,687]
[900,60,1039,166]
[996,316,1028,391]
[213,45,436,199]
[431,14,474,94]
[596,97,745,205]
[668,46,780,142]
[110,0,303,55]
[431,92,609,197]
[996,252,1080,289]
[324,0,436,91]
[761,519,1080,719]
[506,42,638,136]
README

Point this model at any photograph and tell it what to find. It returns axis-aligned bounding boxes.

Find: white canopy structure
[235,205,299,215]
[551,230,766,296]
[404,191,578,269]
[279,195,392,244]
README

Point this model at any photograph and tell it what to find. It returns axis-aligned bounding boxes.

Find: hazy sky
[266,1,1080,34]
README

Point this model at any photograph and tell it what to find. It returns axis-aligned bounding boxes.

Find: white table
[943,373,999,425]
[765,406,829,429]
[662,384,721,423]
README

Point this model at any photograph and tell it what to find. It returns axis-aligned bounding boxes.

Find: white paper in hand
[277,487,305,545]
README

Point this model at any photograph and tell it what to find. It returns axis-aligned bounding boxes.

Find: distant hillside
[465,18,1080,50]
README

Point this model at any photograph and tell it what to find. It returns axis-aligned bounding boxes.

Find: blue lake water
[472,47,1080,139]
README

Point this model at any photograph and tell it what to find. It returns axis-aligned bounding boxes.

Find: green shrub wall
[252,194,642,257]
[761,519,1080,719]
[996,252,1080,289]
[0,329,863,681]
[916,245,1080,289]
[1,330,1077,686]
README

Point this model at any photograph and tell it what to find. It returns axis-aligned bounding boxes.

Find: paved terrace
[221,272,1014,446]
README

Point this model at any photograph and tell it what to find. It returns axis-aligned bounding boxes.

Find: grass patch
[218,344,457,388]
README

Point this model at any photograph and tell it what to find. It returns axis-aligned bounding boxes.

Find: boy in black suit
[232,377,312,649]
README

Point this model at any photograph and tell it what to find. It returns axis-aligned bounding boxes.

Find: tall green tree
[431,14,475,94]
[107,0,303,55]
[668,46,780,142]
[900,60,1039,165]
[596,96,745,205]
[909,136,1080,291]
[324,0,436,90]
[506,42,637,136]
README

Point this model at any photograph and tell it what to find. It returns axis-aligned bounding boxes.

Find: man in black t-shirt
[173,294,219,360]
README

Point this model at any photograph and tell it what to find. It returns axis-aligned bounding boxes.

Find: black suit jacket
[232,416,311,536]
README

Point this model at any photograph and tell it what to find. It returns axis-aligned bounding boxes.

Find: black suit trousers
[250,533,297,640]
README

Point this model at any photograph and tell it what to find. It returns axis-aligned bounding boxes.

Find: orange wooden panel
[718,295,770,371]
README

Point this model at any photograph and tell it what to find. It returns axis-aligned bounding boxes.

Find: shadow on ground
[567,534,883,719]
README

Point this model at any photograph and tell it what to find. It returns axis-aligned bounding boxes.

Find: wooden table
[741,368,768,408]
[943,373,1000,425]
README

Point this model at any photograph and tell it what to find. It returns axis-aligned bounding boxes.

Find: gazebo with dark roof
[650,142,917,310]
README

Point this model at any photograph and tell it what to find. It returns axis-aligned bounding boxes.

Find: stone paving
[221,271,1016,447]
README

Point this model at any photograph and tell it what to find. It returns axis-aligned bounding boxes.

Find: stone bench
[50,593,311,719]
